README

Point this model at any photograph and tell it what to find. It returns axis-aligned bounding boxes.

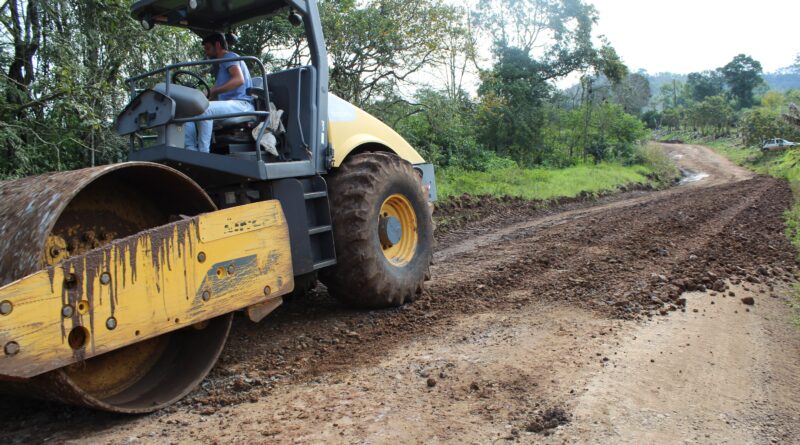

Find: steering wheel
[171,70,210,96]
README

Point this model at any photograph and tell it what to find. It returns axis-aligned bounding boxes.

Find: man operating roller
[184,33,253,152]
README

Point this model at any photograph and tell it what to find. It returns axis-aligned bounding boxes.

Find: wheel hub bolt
[198,252,206,263]
[0,300,12,316]
[4,341,19,356]
[202,290,211,302]
[100,272,111,285]
[61,305,74,318]
[106,317,117,330]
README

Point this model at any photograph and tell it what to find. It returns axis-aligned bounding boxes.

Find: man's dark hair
[202,33,228,50]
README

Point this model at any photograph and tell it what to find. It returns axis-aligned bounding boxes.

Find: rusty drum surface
[0,162,234,413]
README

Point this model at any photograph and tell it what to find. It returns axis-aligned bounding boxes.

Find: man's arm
[209,65,244,99]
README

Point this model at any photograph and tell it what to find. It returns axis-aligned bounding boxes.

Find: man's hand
[207,88,219,100]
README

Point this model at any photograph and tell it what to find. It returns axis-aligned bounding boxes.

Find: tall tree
[612,73,651,115]
[241,0,464,107]
[3,0,41,101]
[320,0,461,107]
[720,54,764,109]
[434,7,480,103]
[685,70,725,102]
[687,95,734,136]
[658,80,687,110]
[0,0,196,177]
[472,0,598,80]
[477,45,551,165]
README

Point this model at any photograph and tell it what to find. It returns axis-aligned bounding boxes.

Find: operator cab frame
[118,0,331,187]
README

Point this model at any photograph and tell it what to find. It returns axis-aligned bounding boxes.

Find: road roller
[0,0,436,413]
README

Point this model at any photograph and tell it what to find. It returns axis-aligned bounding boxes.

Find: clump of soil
[525,406,571,434]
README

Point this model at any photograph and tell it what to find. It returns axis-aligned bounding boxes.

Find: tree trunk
[7,0,41,99]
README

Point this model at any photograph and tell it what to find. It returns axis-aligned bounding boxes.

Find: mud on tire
[320,152,434,308]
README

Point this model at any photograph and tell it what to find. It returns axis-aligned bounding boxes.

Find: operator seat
[210,76,278,156]
[213,76,266,131]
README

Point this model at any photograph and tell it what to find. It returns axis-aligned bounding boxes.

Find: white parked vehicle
[762,138,798,151]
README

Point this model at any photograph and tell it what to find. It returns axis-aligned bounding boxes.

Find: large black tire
[320,152,434,308]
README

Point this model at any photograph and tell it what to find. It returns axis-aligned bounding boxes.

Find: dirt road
[2,143,799,444]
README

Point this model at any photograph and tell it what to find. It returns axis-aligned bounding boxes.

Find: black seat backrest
[266,66,317,161]
[248,77,266,111]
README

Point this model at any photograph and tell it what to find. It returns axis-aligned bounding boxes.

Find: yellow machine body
[328,94,426,167]
[0,200,293,380]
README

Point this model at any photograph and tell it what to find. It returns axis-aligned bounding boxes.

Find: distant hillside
[642,71,800,95]
[763,72,800,91]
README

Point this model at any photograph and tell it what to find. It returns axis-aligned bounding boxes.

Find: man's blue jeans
[184,100,254,152]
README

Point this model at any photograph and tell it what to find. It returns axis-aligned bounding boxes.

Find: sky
[589,0,800,74]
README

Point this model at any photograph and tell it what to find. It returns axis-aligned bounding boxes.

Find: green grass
[436,144,678,201]
[437,163,652,200]
[703,140,763,168]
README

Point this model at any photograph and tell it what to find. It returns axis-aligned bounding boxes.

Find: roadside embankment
[434,143,680,239]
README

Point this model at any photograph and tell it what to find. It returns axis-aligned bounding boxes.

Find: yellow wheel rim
[379,194,418,267]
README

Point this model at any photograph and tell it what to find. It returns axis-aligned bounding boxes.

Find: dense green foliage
[654,87,800,146]
[685,71,725,102]
[643,53,800,149]
[0,0,198,177]
[739,106,800,146]
[476,46,553,165]
[720,54,765,109]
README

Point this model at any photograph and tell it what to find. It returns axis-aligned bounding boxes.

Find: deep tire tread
[321,152,434,308]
